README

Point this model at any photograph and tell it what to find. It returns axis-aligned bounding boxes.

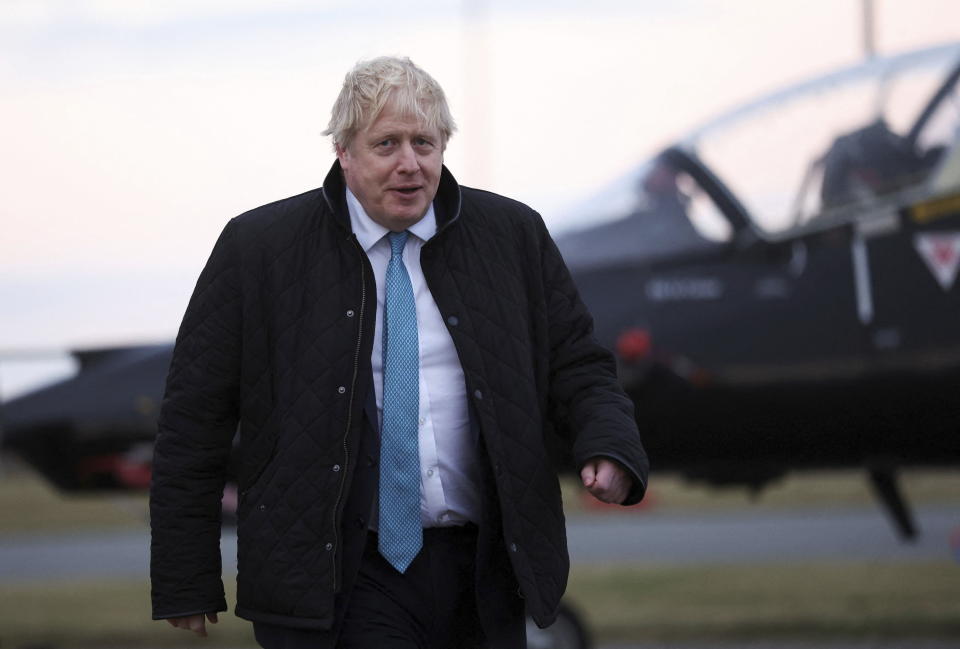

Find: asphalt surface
[566,504,960,565]
[1,504,958,582]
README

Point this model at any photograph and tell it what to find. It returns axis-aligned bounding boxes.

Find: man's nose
[396,142,419,173]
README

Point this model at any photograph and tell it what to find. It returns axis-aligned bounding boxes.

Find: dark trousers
[254,525,523,649]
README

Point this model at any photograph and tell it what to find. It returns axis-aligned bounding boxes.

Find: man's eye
[376,139,395,148]
[414,138,432,147]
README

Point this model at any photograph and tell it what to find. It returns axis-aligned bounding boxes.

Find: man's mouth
[391,186,421,195]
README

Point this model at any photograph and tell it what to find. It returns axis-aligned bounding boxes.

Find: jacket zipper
[331,235,368,591]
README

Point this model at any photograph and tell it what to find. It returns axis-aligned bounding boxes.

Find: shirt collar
[346,188,437,253]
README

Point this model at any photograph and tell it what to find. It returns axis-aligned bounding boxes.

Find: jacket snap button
[332,464,341,473]
[474,389,483,400]
[447,315,459,326]
[337,386,346,394]
[510,543,518,553]
[258,504,266,511]
[346,309,355,317]
[366,455,376,467]
[325,542,334,551]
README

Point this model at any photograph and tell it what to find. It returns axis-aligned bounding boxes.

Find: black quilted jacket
[150,161,648,629]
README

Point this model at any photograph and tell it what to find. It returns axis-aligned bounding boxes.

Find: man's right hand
[166,612,219,637]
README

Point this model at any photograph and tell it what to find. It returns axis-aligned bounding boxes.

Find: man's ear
[335,142,349,168]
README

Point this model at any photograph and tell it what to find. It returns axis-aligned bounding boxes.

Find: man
[151,56,648,648]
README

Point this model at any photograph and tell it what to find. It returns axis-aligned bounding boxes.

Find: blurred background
[1,1,959,647]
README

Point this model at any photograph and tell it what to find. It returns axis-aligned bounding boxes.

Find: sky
[1,0,958,396]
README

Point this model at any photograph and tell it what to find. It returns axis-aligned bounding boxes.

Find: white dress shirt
[346,188,482,527]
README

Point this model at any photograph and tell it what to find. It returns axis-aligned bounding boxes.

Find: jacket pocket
[237,432,277,513]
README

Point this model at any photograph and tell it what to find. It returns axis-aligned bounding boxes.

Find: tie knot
[388,231,409,258]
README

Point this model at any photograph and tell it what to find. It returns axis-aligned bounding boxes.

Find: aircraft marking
[645,278,723,301]
[909,193,960,224]
[851,234,874,325]
[913,232,960,291]
[754,277,789,299]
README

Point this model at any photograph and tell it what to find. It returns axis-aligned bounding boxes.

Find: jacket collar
[320,159,463,235]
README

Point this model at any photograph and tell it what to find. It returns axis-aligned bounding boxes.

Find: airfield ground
[0,458,957,647]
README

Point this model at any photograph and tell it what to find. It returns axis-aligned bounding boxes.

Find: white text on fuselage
[645,277,724,301]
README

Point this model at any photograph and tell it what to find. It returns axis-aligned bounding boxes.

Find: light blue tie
[379,231,422,573]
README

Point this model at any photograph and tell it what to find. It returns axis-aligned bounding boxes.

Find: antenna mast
[862,0,876,60]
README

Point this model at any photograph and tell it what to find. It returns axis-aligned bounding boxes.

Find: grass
[565,561,960,643]
[560,468,960,516]
[0,459,148,534]
[1,562,958,647]
[0,578,254,648]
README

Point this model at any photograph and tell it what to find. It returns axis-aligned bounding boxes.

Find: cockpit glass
[554,157,730,269]
[689,49,960,235]
[916,81,960,155]
[675,166,733,243]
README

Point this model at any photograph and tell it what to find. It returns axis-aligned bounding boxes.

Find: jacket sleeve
[150,218,242,619]
[534,215,649,505]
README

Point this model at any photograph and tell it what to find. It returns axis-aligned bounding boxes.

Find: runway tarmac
[1,504,958,582]
[566,503,960,565]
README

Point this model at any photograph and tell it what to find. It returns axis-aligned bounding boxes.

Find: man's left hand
[580,457,632,504]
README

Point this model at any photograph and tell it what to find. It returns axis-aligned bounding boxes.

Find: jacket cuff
[152,602,228,621]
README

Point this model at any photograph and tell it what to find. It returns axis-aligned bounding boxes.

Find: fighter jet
[3,43,960,541]
[1,344,172,491]
[555,41,960,538]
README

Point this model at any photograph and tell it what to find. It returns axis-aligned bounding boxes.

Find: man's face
[337,101,444,232]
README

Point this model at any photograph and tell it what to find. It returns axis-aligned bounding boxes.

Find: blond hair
[323,56,457,151]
